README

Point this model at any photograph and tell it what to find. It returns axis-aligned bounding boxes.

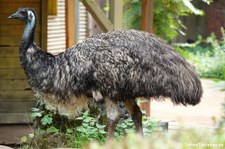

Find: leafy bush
[123,0,211,41]
[69,111,107,147]
[175,29,225,80]
[20,103,161,148]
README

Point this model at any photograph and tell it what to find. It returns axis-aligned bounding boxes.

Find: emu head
[8,8,36,23]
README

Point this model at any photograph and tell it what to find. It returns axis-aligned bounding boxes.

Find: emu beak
[8,15,14,19]
[8,13,17,19]
[8,11,22,19]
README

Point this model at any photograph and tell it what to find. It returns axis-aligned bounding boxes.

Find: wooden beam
[0,124,33,144]
[0,113,33,124]
[0,69,27,80]
[0,91,35,102]
[66,0,76,48]
[41,0,47,50]
[82,0,113,32]
[141,0,153,32]
[0,80,30,91]
[109,0,123,30]
[0,58,21,69]
[0,101,36,113]
[140,0,154,116]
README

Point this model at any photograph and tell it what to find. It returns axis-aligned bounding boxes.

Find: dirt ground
[151,79,225,129]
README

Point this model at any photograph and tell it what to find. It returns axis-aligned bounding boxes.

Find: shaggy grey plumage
[9,8,202,137]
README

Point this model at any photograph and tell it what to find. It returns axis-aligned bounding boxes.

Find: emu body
[9,8,202,138]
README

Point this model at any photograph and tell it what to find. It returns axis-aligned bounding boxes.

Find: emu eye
[20,11,27,16]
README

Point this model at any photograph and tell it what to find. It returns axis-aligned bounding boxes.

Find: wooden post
[109,0,123,30]
[141,0,153,32]
[48,0,57,15]
[41,0,47,50]
[66,0,76,48]
[140,0,153,116]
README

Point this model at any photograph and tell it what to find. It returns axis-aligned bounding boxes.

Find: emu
[8,8,202,138]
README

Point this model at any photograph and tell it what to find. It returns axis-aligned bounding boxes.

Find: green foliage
[21,102,161,148]
[68,111,161,147]
[22,99,225,149]
[175,29,225,80]
[41,113,53,125]
[123,0,142,30]
[153,0,192,40]
[123,0,212,41]
[69,111,107,147]
[142,116,161,135]
[114,117,135,139]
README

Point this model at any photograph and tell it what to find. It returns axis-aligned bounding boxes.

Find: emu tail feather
[165,61,202,106]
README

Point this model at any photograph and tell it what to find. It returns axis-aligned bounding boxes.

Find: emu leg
[124,100,143,135]
[105,98,120,139]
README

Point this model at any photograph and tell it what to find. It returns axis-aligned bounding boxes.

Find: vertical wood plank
[109,0,123,30]
[48,0,57,15]
[141,0,153,32]
[66,0,76,48]
[141,0,154,116]
[41,0,47,50]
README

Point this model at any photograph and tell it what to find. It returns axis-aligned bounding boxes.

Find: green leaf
[28,133,34,138]
[47,126,59,133]
[119,123,127,128]
[76,126,86,133]
[76,116,83,120]
[103,6,110,11]
[99,129,107,134]
[131,0,139,3]
[96,123,106,129]
[90,121,95,126]
[66,128,73,134]
[20,136,27,143]
[31,112,42,119]
[31,107,40,112]
[41,114,53,125]
[83,117,92,123]
[83,111,89,117]
[82,123,89,127]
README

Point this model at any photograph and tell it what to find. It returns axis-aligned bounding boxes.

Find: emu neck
[21,17,36,53]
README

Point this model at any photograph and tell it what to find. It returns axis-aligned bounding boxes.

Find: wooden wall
[78,2,88,43]
[47,0,89,53]
[47,0,66,54]
[0,0,47,124]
